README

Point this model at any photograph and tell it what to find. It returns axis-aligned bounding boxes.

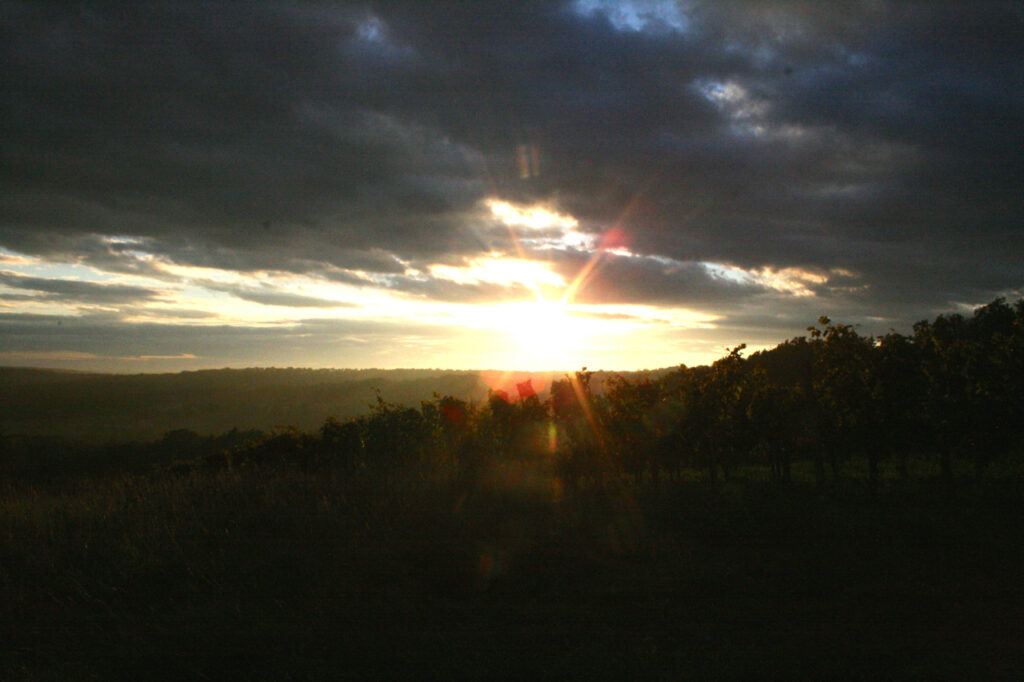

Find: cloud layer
[2,1,1022,369]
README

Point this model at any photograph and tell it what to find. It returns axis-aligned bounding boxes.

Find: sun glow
[490,298,587,369]
[429,257,566,290]
[701,262,832,297]
[456,294,655,370]
[485,199,578,231]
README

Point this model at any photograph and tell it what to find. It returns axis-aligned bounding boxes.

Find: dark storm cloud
[0,270,163,304]
[1,1,484,264]
[2,0,1023,333]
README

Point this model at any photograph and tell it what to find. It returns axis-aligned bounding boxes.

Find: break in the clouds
[2,1,1023,371]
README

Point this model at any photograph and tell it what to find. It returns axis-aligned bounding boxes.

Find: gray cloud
[0,270,163,304]
[2,1,1023,367]
[228,289,356,309]
[0,311,455,371]
[197,280,357,309]
[383,278,534,304]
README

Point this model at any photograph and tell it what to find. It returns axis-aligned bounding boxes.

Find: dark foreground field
[3,458,1023,680]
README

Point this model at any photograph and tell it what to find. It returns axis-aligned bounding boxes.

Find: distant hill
[0,366,663,443]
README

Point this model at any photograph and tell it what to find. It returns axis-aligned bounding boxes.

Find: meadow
[3,443,1023,679]
[4,299,1024,679]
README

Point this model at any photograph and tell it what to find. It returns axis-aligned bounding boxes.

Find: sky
[2,1,1023,372]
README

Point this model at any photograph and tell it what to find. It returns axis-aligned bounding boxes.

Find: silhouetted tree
[320,416,363,473]
[359,395,427,481]
[809,319,876,487]
[604,374,662,486]
[872,331,927,485]
[687,346,754,483]
[550,369,605,489]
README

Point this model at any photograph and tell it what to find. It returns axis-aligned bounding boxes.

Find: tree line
[5,298,1021,498]
[132,298,1022,498]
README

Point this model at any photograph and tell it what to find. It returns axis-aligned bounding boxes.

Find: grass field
[3,454,1023,680]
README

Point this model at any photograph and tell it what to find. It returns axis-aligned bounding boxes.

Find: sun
[494,297,588,370]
